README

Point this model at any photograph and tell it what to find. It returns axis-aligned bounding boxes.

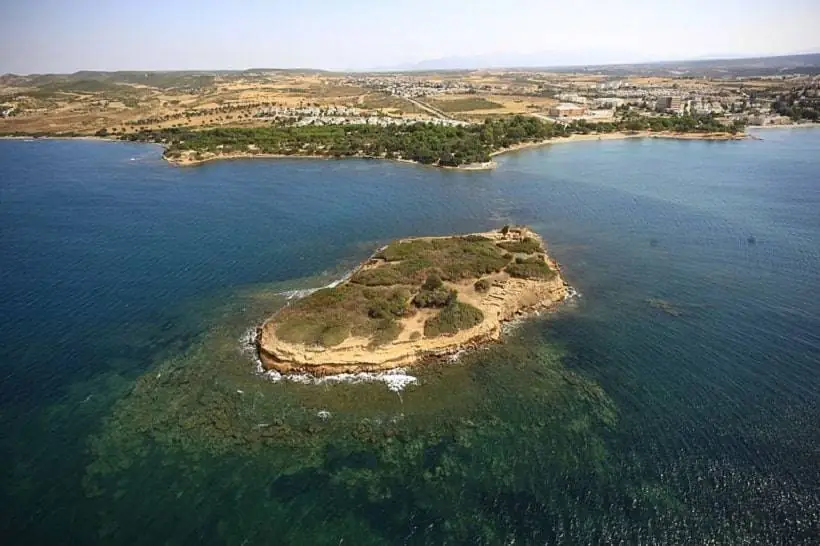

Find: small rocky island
[257,226,568,375]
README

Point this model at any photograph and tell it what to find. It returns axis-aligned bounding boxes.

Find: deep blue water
[1,130,819,544]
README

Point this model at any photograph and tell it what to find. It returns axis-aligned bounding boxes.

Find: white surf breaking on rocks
[273,268,356,301]
[564,285,581,301]
[262,368,418,393]
[239,326,263,369]
[239,267,418,392]
[241,326,418,392]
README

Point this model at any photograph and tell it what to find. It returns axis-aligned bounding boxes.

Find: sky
[1,0,819,74]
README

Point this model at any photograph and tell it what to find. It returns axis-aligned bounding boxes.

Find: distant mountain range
[3,52,819,81]
[384,51,820,76]
[390,50,650,71]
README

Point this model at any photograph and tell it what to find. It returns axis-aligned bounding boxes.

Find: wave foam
[274,268,357,301]
[261,368,418,392]
[276,287,320,300]
[239,327,262,369]
[241,318,417,392]
[564,285,582,301]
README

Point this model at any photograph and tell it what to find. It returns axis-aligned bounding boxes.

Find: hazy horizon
[2,0,819,74]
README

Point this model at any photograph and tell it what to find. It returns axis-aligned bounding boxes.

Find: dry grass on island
[257,226,568,375]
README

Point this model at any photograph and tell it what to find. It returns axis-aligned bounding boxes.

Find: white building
[549,103,587,118]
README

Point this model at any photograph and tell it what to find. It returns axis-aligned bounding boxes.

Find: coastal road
[402,97,451,120]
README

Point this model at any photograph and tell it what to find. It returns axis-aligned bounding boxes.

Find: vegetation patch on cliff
[351,236,511,286]
[424,301,485,337]
[274,285,411,347]
[497,237,543,254]
[506,256,556,280]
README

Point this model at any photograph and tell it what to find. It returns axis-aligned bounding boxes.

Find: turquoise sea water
[1,130,818,544]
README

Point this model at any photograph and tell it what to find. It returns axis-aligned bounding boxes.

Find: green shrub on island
[368,319,404,348]
[506,256,556,280]
[497,237,543,254]
[424,301,485,337]
[474,278,491,292]
[439,244,510,280]
[422,273,443,291]
[414,273,457,308]
[413,287,457,308]
[366,288,412,319]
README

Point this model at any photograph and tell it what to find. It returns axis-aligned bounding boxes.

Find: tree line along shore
[0,114,748,168]
[107,114,747,168]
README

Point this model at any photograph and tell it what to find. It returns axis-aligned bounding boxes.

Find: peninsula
[122,115,747,169]
[257,226,568,375]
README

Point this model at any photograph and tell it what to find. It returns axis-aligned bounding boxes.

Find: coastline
[164,150,498,170]
[747,123,820,130]
[2,128,757,170]
[489,130,749,158]
[0,135,118,142]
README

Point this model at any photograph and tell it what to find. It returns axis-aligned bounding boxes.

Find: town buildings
[656,96,684,113]
[549,103,586,118]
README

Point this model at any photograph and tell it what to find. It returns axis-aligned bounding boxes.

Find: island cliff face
[257,227,568,375]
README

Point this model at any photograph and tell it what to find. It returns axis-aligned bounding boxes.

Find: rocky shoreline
[162,149,497,170]
[256,228,569,376]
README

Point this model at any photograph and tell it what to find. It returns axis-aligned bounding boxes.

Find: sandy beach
[489,130,748,159]
[747,123,820,130]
